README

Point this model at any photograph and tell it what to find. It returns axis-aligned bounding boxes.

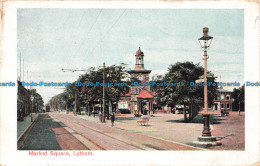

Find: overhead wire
[72,9,103,59]
[85,9,127,58]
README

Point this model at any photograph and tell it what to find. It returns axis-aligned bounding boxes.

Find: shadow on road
[165,114,226,125]
[115,116,137,121]
[20,114,63,150]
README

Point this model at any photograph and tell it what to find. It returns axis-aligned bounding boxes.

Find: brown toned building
[213,87,232,111]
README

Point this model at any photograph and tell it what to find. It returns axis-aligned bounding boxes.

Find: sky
[17,9,244,104]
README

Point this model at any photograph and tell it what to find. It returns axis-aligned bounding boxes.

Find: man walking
[110,112,115,127]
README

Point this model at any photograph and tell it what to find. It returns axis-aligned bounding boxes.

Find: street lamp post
[198,27,213,137]
[194,27,221,146]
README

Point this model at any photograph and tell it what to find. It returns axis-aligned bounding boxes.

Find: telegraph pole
[20,53,21,81]
[23,59,24,82]
[102,62,105,123]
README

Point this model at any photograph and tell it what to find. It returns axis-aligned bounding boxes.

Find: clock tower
[128,47,152,114]
[128,47,151,82]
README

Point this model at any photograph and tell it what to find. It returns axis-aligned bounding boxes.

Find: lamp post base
[202,114,211,136]
[193,136,222,147]
[193,114,222,147]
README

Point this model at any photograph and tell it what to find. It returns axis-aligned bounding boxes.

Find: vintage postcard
[0,1,259,166]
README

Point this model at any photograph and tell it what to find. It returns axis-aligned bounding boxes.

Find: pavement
[17,113,39,138]
[209,111,245,150]
[20,114,62,150]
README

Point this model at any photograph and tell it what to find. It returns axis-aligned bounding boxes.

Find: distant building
[17,81,31,121]
[213,86,232,111]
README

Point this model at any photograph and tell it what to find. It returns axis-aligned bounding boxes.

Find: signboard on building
[118,101,129,109]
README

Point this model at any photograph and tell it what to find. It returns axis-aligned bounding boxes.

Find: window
[226,104,230,109]
[221,104,224,108]
[221,94,224,100]
[226,95,230,100]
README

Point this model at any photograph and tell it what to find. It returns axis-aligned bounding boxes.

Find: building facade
[213,87,232,111]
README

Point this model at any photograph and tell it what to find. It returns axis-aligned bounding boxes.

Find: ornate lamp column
[194,27,221,147]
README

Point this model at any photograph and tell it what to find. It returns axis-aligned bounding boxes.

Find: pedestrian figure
[110,112,115,127]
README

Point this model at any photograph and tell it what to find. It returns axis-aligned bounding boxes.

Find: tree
[32,90,44,112]
[57,63,132,117]
[157,61,217,122]
[82,63,131,117]
[232,84,245,114]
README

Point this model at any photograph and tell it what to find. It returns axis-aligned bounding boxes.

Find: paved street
[209,111,245,150]
[20,111,244,151]
[49,112,198,150]
[110,111,245,150]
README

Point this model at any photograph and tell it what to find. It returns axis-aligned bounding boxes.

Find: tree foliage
[49,63,132,115]
[155,61,217,122]
[232,84,245,111]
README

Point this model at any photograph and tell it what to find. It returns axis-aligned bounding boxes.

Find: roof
[136,88,154,98]
[217,87,232,93]
[136,47,143,56]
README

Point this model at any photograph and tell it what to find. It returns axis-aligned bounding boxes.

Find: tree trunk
[116,102,118,113]
[184,105,188,122]
[79,107,81,115]
[92,102,95,117]
[239,102,241,115]
[88,103,91,116]
[74,93,77,116]
[191,104,193,120]
[107,100,112,120]
[189,104,192,121]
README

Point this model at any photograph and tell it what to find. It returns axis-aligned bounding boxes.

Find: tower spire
[135,47,144,70]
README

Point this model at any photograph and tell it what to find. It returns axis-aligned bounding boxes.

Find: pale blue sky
[17,9,244,104]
